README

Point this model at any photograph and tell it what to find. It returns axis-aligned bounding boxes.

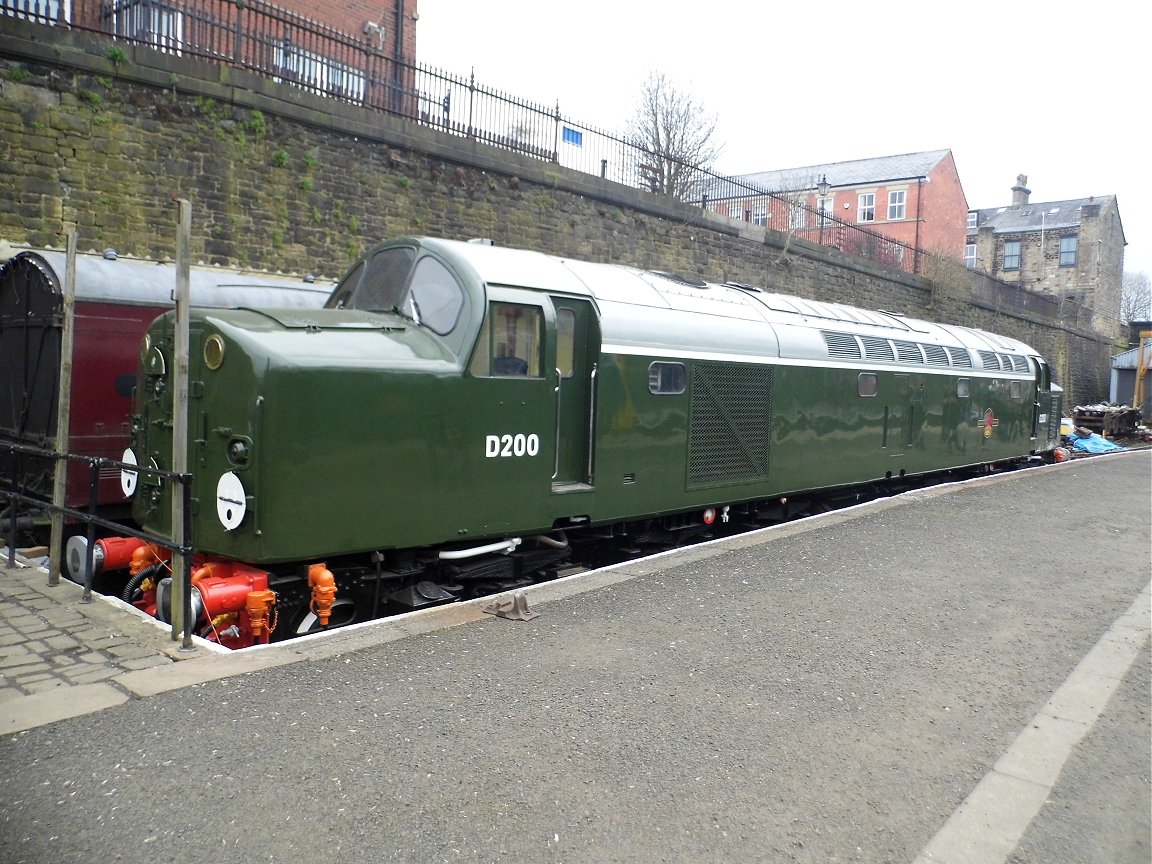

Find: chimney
[1010,174,1030,209]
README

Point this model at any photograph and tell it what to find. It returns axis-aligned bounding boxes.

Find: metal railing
[3,0,923,274]
[1,440,197,649]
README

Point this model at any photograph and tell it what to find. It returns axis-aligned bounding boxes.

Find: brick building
[967,175,1125,337]
[717,150,970,263]
[3,0,418,100]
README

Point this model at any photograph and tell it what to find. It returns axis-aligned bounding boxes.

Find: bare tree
[1120,271,1151,323]
[626,71,721,200]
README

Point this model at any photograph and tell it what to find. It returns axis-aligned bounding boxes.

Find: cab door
[550,296,599,490]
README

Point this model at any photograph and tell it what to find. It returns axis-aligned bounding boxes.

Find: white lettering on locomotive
[485,433,540,458]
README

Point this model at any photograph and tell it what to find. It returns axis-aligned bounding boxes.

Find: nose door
[550,297,598,490]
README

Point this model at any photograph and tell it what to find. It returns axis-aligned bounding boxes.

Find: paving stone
[0,643,30,659]
[67,666,120,685]
[22,677,67,694]
[0,661,52,677]
[0,649,34,668]
[0,686,23,704]
[106,644,156,660]
[6,614,44,630]
[117,655,172,671]
[14,672,54,685]
[0,632,27,647]
[40,610,88,627]
[62,662,108,679]
[44,635,81,651]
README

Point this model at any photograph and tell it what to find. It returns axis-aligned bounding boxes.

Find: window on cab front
[325,248,464,336]
[469,303,543,378]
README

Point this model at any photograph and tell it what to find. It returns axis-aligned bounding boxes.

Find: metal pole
[49,229,78,587]
[82,458,99,603]
[5,446,15,568]
[180,474,194,650]
[170,199,192,642]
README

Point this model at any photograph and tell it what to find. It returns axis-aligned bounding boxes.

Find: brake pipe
[438,538,522,560]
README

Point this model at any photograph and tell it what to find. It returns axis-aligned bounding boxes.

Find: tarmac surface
[1,451,1149,863]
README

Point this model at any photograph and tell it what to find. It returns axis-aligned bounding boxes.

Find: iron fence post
[5,445,15,568]
[82,457,100,603]
[466,68,475,139]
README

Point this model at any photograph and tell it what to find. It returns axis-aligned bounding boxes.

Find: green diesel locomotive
[105,237,1063,646]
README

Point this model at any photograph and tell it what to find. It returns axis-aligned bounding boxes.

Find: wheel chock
[481,591,539,621]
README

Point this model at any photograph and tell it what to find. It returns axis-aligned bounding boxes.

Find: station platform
[1,451,1149,864]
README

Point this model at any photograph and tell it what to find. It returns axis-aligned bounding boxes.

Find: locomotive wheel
[288,597,358,636]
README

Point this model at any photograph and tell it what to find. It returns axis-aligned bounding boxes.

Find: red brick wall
[272,0,418,65]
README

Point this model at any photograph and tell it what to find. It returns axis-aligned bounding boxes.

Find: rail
[1,440,197,649]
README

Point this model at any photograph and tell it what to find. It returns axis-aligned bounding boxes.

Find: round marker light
[204,334,225,370]
[703,507,717,525]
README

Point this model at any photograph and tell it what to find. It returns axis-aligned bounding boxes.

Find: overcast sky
[417,0,1147,277]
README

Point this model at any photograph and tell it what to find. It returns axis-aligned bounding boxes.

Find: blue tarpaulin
[1067,432,1127,453]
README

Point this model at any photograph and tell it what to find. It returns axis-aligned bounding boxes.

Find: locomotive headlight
[139,334,151,365]
[203,334,225,370]
[227,438,250,466]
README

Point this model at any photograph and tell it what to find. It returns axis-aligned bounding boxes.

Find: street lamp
[816,174,830,246]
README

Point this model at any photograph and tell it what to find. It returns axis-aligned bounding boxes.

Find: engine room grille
[688,362,774,489]
[947,347,972,367]
[821,330,862,359]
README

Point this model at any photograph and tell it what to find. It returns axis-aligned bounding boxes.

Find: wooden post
[48,229,78,587]
[171,200,192,641]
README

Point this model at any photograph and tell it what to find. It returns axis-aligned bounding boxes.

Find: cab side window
[469,302,543,378]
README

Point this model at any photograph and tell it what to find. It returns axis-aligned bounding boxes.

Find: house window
[112,0,183,54]
[967,211,979,229]
[888,190,906,220]
[817,196,834,219]
[789,200,807,230]
[562,127,583,146]
[965,243,977,269]
[752,202,768,226]
[1059,236,1078,266]
[857,193,875,223]
[1003,240,1021,271]
[274,43,366,101]
[3,0,71,23]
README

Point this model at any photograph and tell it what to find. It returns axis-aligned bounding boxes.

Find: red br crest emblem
[981,408,998,438]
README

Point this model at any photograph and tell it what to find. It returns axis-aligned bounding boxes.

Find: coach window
[858,372,877,397]
[469,302,543,378]
[649,362,686,394]
[957,378,970,398]
[405,256,464,335]
[1009,381,1022,399]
